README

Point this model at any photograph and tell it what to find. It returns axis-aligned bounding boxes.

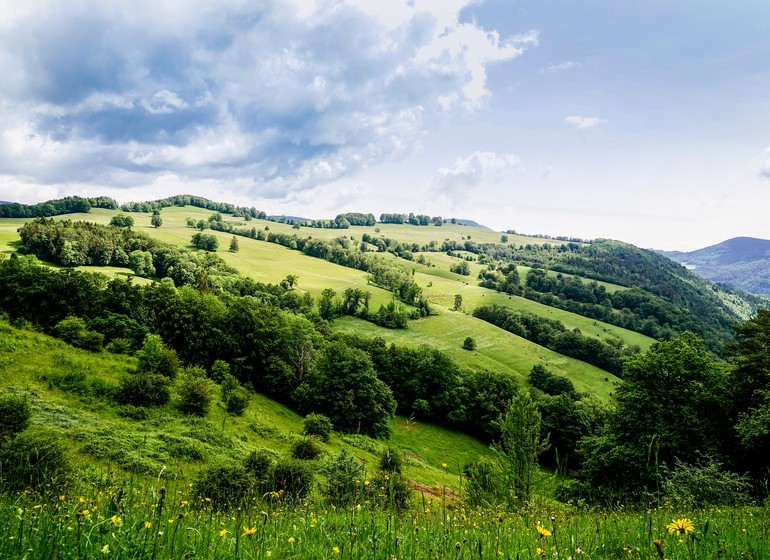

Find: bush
[0,430,69,492]
[462,336,476,351]
[193,462,253,511]
[291,436,323,460]
[661,456,752,508]
[243,449,277,486]
[106,337,133,354]
[0,394,31,443]
[366,472,412,512]
[176,367,213,416]
[210,360,231,383]
[137,334,180,378]
[225,389,249,416]
[270,459,314,502]
[464,458,505,508]
[379,448,403,474]
[303,413,332,442]
[318,449,365,506]
[115,373,170,407]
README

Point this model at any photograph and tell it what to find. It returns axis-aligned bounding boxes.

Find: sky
[1,0,769,250]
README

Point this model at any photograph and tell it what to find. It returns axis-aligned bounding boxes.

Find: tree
[128,250,155,278]
[463,336,476,350]
[285,274,299,289]
[294,341,396,438]
[317,288,337,321]
[0,394,30,444]
[453,294,463,311]
[726,309,770,474]
[151,212,163,228]
[229,236,239,252]
[110,214,134,228]
[497,391,549,505]
[577,333,730,502]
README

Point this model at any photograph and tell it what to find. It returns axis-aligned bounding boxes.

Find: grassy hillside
[0,319,490,492]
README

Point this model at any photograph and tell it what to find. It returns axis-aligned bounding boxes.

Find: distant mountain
[658,237,770,297]
[0,201,13,205]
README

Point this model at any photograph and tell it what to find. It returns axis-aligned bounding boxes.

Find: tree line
[0,196,117,218]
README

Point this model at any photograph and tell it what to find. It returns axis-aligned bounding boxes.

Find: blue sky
[1,0,769,249]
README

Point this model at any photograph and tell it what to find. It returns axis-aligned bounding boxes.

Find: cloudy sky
[1,0,769,250]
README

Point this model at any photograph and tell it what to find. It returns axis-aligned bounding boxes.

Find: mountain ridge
[657,236,770,296]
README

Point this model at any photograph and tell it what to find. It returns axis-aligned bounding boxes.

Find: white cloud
[565,115,606,129]
[0,0,535,204]
[431,151,519,205]
[541,61,577,73]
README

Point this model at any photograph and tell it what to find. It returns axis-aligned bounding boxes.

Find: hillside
[659,237,770,297]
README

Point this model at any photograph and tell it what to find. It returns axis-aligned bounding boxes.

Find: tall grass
[2,472,767,559]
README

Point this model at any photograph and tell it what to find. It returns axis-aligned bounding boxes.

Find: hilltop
[659,236,770,297]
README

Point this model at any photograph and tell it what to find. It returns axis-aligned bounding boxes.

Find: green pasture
[0,320,491,494]
[332,313,619,401]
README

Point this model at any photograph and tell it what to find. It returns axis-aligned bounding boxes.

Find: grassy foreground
[3,482,767,559]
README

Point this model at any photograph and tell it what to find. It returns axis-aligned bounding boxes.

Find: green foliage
[243,449,277,483]
[176,367,213,416]
[378,448,403,474]
[191,232,219,251]
[318,448,365,506]
[115,373,171,407]
[129,249,155,277]
[302,413,332,442]
[137,334,180,378]
[528,364,578,399]
[0,430,69,492]
[291,436,323,460]
[497,390,549,506]
[661,456,751,508]
[577,333,730,503]
[0,394,30,443]
[464,457,506,507]
[193,462,253,511]
[295,341,396,439]
[229,236,239,252]
[150,213,163,228]
[54,316,104,352]
[270,459,314,502]
[110,213,134,227]
[462,336,476,350]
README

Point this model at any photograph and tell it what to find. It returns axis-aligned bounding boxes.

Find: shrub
[462,336,476,351]
[176,367,213,416]
[661,456,752,508]
[225,389,249,416]
[210,360,231,383]
[379,448,403,474]
[318,449,365,506]
[0,394,31,443]
[270,459,314,502]
[137,334,180,378]
[54,316,103,352]
[0,430,69,492]
[193,462,253,511]
[302,413,332,442]
[243,449,277,486]
[115,373,170,407]
[291,436,323,460]
[464,458,505,508]
[106,337,133,354]
[367,472,412,512]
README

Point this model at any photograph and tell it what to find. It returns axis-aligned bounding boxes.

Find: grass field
[0,320,490,492]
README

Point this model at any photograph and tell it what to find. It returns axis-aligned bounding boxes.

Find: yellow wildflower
[288,536,296,543]
[81,509,91,517]
[101,544,110,554]
[666,518,694,535]
[536,525,552,538]
[219,529,229,537]
[333,546,340,553]
[110,515,123,528]
[144,521,153,529]
[243,526,257,537]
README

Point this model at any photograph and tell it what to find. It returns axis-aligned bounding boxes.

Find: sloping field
[332,312,619,401]
[0,320,491,489]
